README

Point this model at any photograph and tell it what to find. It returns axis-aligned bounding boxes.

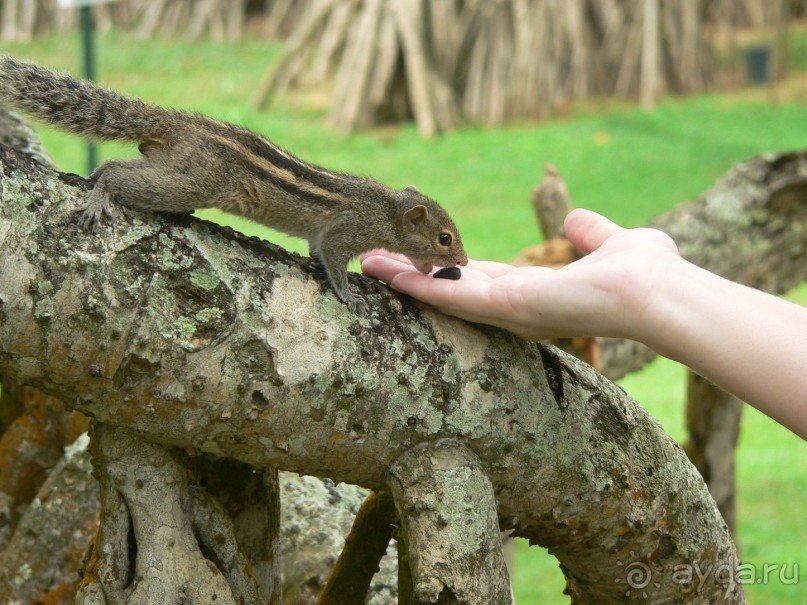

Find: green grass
[2,32,805,604]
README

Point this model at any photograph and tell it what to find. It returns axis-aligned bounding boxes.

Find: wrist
[632,256,752,374]
[621,256,708,352]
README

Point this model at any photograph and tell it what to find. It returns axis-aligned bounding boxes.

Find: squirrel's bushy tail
[0,56,178,143]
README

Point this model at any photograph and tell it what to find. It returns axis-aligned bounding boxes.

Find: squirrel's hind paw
[309,257,327,276]
[80,185,116,230]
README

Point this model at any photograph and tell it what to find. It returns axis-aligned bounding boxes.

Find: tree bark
[0,104,56,170]
[0,433,98,604]
[0,380,88,551]
[386,440,512,604]
[0,148,745,603]
[76,423,258,605]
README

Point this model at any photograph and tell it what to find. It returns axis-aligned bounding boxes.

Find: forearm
[635,258,807,439]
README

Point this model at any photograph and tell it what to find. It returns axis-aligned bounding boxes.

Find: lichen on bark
[0,147,748,603]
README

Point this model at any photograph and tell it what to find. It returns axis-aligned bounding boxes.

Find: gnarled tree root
[75,423,267,605]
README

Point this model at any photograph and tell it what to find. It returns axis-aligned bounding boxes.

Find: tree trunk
[682,373,743,538]
[77,423,265,604]
[315,489,397,605]
[386,440,511,604]
[530,163,572,241]
[0,147,746,603]
[0,103,57,169]
[520,164,600,371]
[641,0,660,109]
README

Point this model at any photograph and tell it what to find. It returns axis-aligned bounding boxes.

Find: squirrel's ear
[405,185,421,194]
[403,205,428,231]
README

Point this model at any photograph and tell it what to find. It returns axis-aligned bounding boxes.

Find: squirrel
[0,56,467,314]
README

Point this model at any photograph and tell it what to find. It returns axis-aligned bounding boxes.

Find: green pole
[79,5,97,174]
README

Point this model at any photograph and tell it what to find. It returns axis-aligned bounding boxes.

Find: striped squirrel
[0,56,467,314]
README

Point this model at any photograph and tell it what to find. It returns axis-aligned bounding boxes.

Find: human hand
[361,209,683,342]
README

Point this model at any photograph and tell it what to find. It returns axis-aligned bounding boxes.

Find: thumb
[563,209,624,254]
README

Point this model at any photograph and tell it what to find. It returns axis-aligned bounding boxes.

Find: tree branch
[315,489,396,605]
[0,148,744,603]
[0,433,97,603]
[78,423,246,604]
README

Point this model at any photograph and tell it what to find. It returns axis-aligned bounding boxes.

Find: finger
[564,208,624,254]
[361,255,416,283]
[389,270,492,313]
[362,256,488,317]
[359,250,414,266]
[390,274,545,339]
[363,254,509,283]
[463,259,520,278]
[361,251,509,274]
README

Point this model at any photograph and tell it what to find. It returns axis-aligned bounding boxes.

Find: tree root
[386,439,512,605]
[75,423,268,605]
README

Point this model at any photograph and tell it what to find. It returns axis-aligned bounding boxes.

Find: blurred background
[1,1,804,603]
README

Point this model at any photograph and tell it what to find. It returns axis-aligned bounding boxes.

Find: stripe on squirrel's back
[204,119,366,194]
[201,127,345,207]
[0,56,179,143]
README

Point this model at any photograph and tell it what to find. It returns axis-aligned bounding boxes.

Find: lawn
[2,32,805,604]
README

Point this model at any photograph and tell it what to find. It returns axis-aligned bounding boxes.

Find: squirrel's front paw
[345,295,370,315]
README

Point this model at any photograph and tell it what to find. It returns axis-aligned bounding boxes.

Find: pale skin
[361,208,807,440]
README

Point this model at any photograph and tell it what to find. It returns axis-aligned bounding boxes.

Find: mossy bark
[386,440,512,604]
[0,148,748,603]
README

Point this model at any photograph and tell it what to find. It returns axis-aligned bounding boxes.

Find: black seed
[433,267,461,280]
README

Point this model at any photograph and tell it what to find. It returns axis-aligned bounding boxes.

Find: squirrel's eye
[439,232,453,247]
